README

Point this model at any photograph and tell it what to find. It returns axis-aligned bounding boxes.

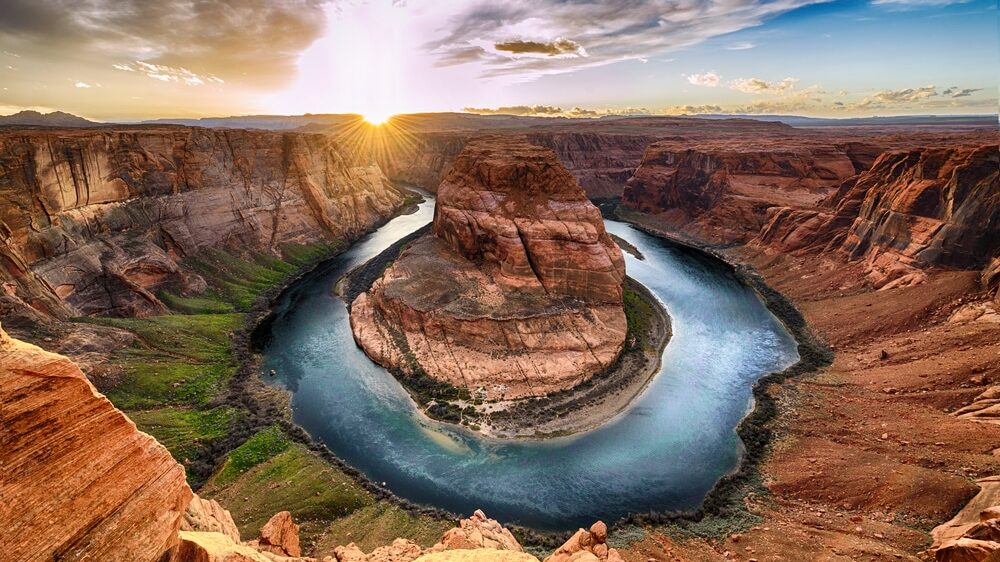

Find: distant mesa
[350,138,627,400]
[0,110,99,127]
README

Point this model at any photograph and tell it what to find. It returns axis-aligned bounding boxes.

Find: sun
[362,110,394,126]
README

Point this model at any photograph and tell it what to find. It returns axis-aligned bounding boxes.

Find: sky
[0,0,996,121]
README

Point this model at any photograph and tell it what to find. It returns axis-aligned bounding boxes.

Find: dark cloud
[951,88,981,98]
[0,0,327,86]
[494,39,583,56]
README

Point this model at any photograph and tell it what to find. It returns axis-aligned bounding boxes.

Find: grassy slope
[89,241,447,556]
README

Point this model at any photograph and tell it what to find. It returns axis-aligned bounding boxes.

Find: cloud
[729,77,799,94]
[686,71,721,87]
[74,81,92,88]
[0,0,327,86]
[852,85,938,109]
[113,61,224,86]
[462,105,650,117]
[494,38,584,57]
[725,41,756,50]
[463,105,564,115]
[666,104,725,114]
[950,88,981,98]
[427,0,827,80]
[871,0,972,6]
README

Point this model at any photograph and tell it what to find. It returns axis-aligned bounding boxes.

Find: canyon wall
[352,138,627,399]
[753,144,999,287]
[377,132,653,199]
[620,140,866,244]
[0,127,407,320]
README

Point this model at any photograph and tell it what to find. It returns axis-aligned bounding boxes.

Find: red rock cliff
[754,144,999,287]
[1,322,192,562]
[0,127,407,319]
[351,139,627,399]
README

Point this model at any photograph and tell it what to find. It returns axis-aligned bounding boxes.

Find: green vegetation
[184,242,343,311]
[87,238,450,553]
[130,407,239,463]
[623,284,655,352]
[213,425,291,487]
[204,443,376,547]
[316,504,454,553]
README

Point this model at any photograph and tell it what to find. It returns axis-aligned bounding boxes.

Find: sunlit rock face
[621,139,863,244]
[1,322,192,562]
[351,139,626,399]
[753,144,999,288]
[0,127,406,320]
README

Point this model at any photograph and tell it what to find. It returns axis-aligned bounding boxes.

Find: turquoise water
[259,196,798,530]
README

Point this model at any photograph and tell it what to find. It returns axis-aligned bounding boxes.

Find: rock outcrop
[0,321,192,562]
[621,140,862,244]
[435,510,522,552]
[0,127,406,319]
[543,521,623,562]
[351,139,627,399]
[754,144,999,288]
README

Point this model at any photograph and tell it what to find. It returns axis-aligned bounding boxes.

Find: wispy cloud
[725,41,757,50]
[427,0,827,80]
[74,81,92,88]
[871,0,972,7]
[686,71,721,87]
[113,61,224,86]
[729,77,799,94]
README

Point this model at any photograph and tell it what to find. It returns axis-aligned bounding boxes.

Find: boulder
[253,511,301,557]
[543,521,623,562]
[435,510,522,551]
[182,495,241,543]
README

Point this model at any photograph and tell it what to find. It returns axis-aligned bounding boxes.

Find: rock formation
[621,140,863,243]
[0,127,407,320]
[543,521,624,562]
[351,138,626,399]
[0,321,192,562]
[754,144,999,288]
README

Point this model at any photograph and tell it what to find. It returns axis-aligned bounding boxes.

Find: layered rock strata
[0,321,192,562]
[754,144,999,288]
[0,127,406,319]
[351,139,626,399]
[621,140,864,243]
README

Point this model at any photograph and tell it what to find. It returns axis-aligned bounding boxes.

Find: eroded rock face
[754,144,999,288]
[432,139,625,303]
[0,127,406,319]
[622,141,862,243]
[543,521,624,562]
[434,510,522,552]
[351,139,626,399]
[0,322,192,562]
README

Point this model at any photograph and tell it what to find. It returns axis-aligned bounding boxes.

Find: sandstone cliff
[376,132,652,200]
[351,139,626,399]
[1,321,192,562]
[754,144,999,287]
[0,127,407,320]
[620,139,864,244]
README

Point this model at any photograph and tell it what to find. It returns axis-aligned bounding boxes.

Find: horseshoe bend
[2,5,1000,559]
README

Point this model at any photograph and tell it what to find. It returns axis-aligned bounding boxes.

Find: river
[259,195,799,530]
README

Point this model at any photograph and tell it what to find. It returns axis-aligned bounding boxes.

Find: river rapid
[259,195,799,530]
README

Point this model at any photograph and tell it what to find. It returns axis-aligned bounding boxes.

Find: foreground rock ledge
[350,138,627,399]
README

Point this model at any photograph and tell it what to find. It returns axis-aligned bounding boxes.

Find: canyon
[1,115,998,561]
[350,138,628,401]
[0,127,407,325]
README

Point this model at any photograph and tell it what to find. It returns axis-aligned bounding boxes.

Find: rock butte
[350,138,626,399]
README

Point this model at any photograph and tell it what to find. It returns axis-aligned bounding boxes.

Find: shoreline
[233,201,831,545]
[338,229,672,440]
